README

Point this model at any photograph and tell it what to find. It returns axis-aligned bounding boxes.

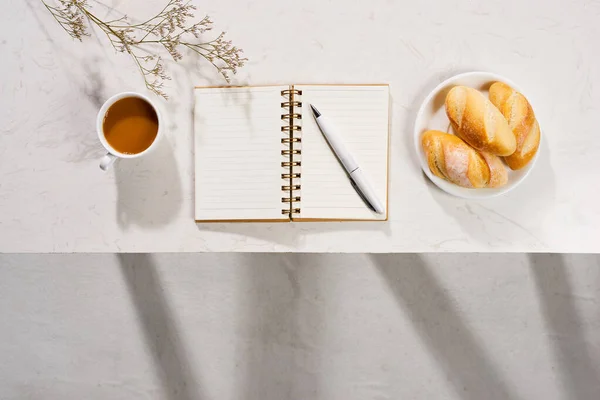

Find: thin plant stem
[40,0,247,98]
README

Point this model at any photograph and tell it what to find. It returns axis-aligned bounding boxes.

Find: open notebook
[194,84,389,222]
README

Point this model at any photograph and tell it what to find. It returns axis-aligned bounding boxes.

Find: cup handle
[99,153,118,171]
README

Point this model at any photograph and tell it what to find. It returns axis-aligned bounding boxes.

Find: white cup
[97,92,163,171]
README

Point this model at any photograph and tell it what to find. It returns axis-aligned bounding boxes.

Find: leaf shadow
[372,253,523,400]
[117,253,204,400]
[528,254,600,399]
[236,254,324,400]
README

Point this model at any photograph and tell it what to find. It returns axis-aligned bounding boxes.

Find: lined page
[297,85,389,220]
[194,86,287,221]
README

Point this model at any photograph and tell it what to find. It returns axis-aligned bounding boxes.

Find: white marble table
[1,0,599,253]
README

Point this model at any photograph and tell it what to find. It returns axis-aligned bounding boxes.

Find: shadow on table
[23,1,109,164]
[371,254,522,400]
[421,134,556,250]
[115,137,183,229]
[195,221,392,248]
[117,254,203,400]
[529,254,600,400]
[236,254,325,400]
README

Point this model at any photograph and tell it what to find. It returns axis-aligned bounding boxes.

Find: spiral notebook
[194,84,389,222]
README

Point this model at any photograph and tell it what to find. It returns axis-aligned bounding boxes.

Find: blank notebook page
[297,85,389,220]
[194,86,287,221]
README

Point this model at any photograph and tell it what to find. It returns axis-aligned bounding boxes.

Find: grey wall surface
[0,254,599,400]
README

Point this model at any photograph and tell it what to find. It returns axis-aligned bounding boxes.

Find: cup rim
[97,91,162,159]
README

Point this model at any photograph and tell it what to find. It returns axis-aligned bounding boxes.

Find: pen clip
[350,177,377,213]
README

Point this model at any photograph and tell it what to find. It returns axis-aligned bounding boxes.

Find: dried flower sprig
[41,0,247,98]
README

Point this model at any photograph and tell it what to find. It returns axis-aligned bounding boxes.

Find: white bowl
[414,71,541,199]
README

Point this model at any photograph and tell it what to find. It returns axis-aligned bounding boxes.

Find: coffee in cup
[97,92,162,171]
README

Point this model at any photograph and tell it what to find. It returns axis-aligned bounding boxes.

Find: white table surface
[1,0,599,253]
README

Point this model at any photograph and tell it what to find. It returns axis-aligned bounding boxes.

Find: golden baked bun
[445,86,516,156]
[489,82,541,170]
[479,151,508,188]
[422,130,508,189]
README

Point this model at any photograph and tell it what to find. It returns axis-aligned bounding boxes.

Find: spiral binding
[281,113,302,120]
[281,86,302,217]
[281,125,301,131]
[281,101,302,108]
[281,89,302,95]
[281,138,301,143]
[281,197,301,203]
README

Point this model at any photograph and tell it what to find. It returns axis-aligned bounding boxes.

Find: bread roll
[445,86,516,156]
[479,151,508,188]
[489,82,540,170]
[422,130,507,189]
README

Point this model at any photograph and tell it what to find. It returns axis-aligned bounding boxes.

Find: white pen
[310,104,385,214]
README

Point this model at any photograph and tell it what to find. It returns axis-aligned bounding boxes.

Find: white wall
[0,254,599,400]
